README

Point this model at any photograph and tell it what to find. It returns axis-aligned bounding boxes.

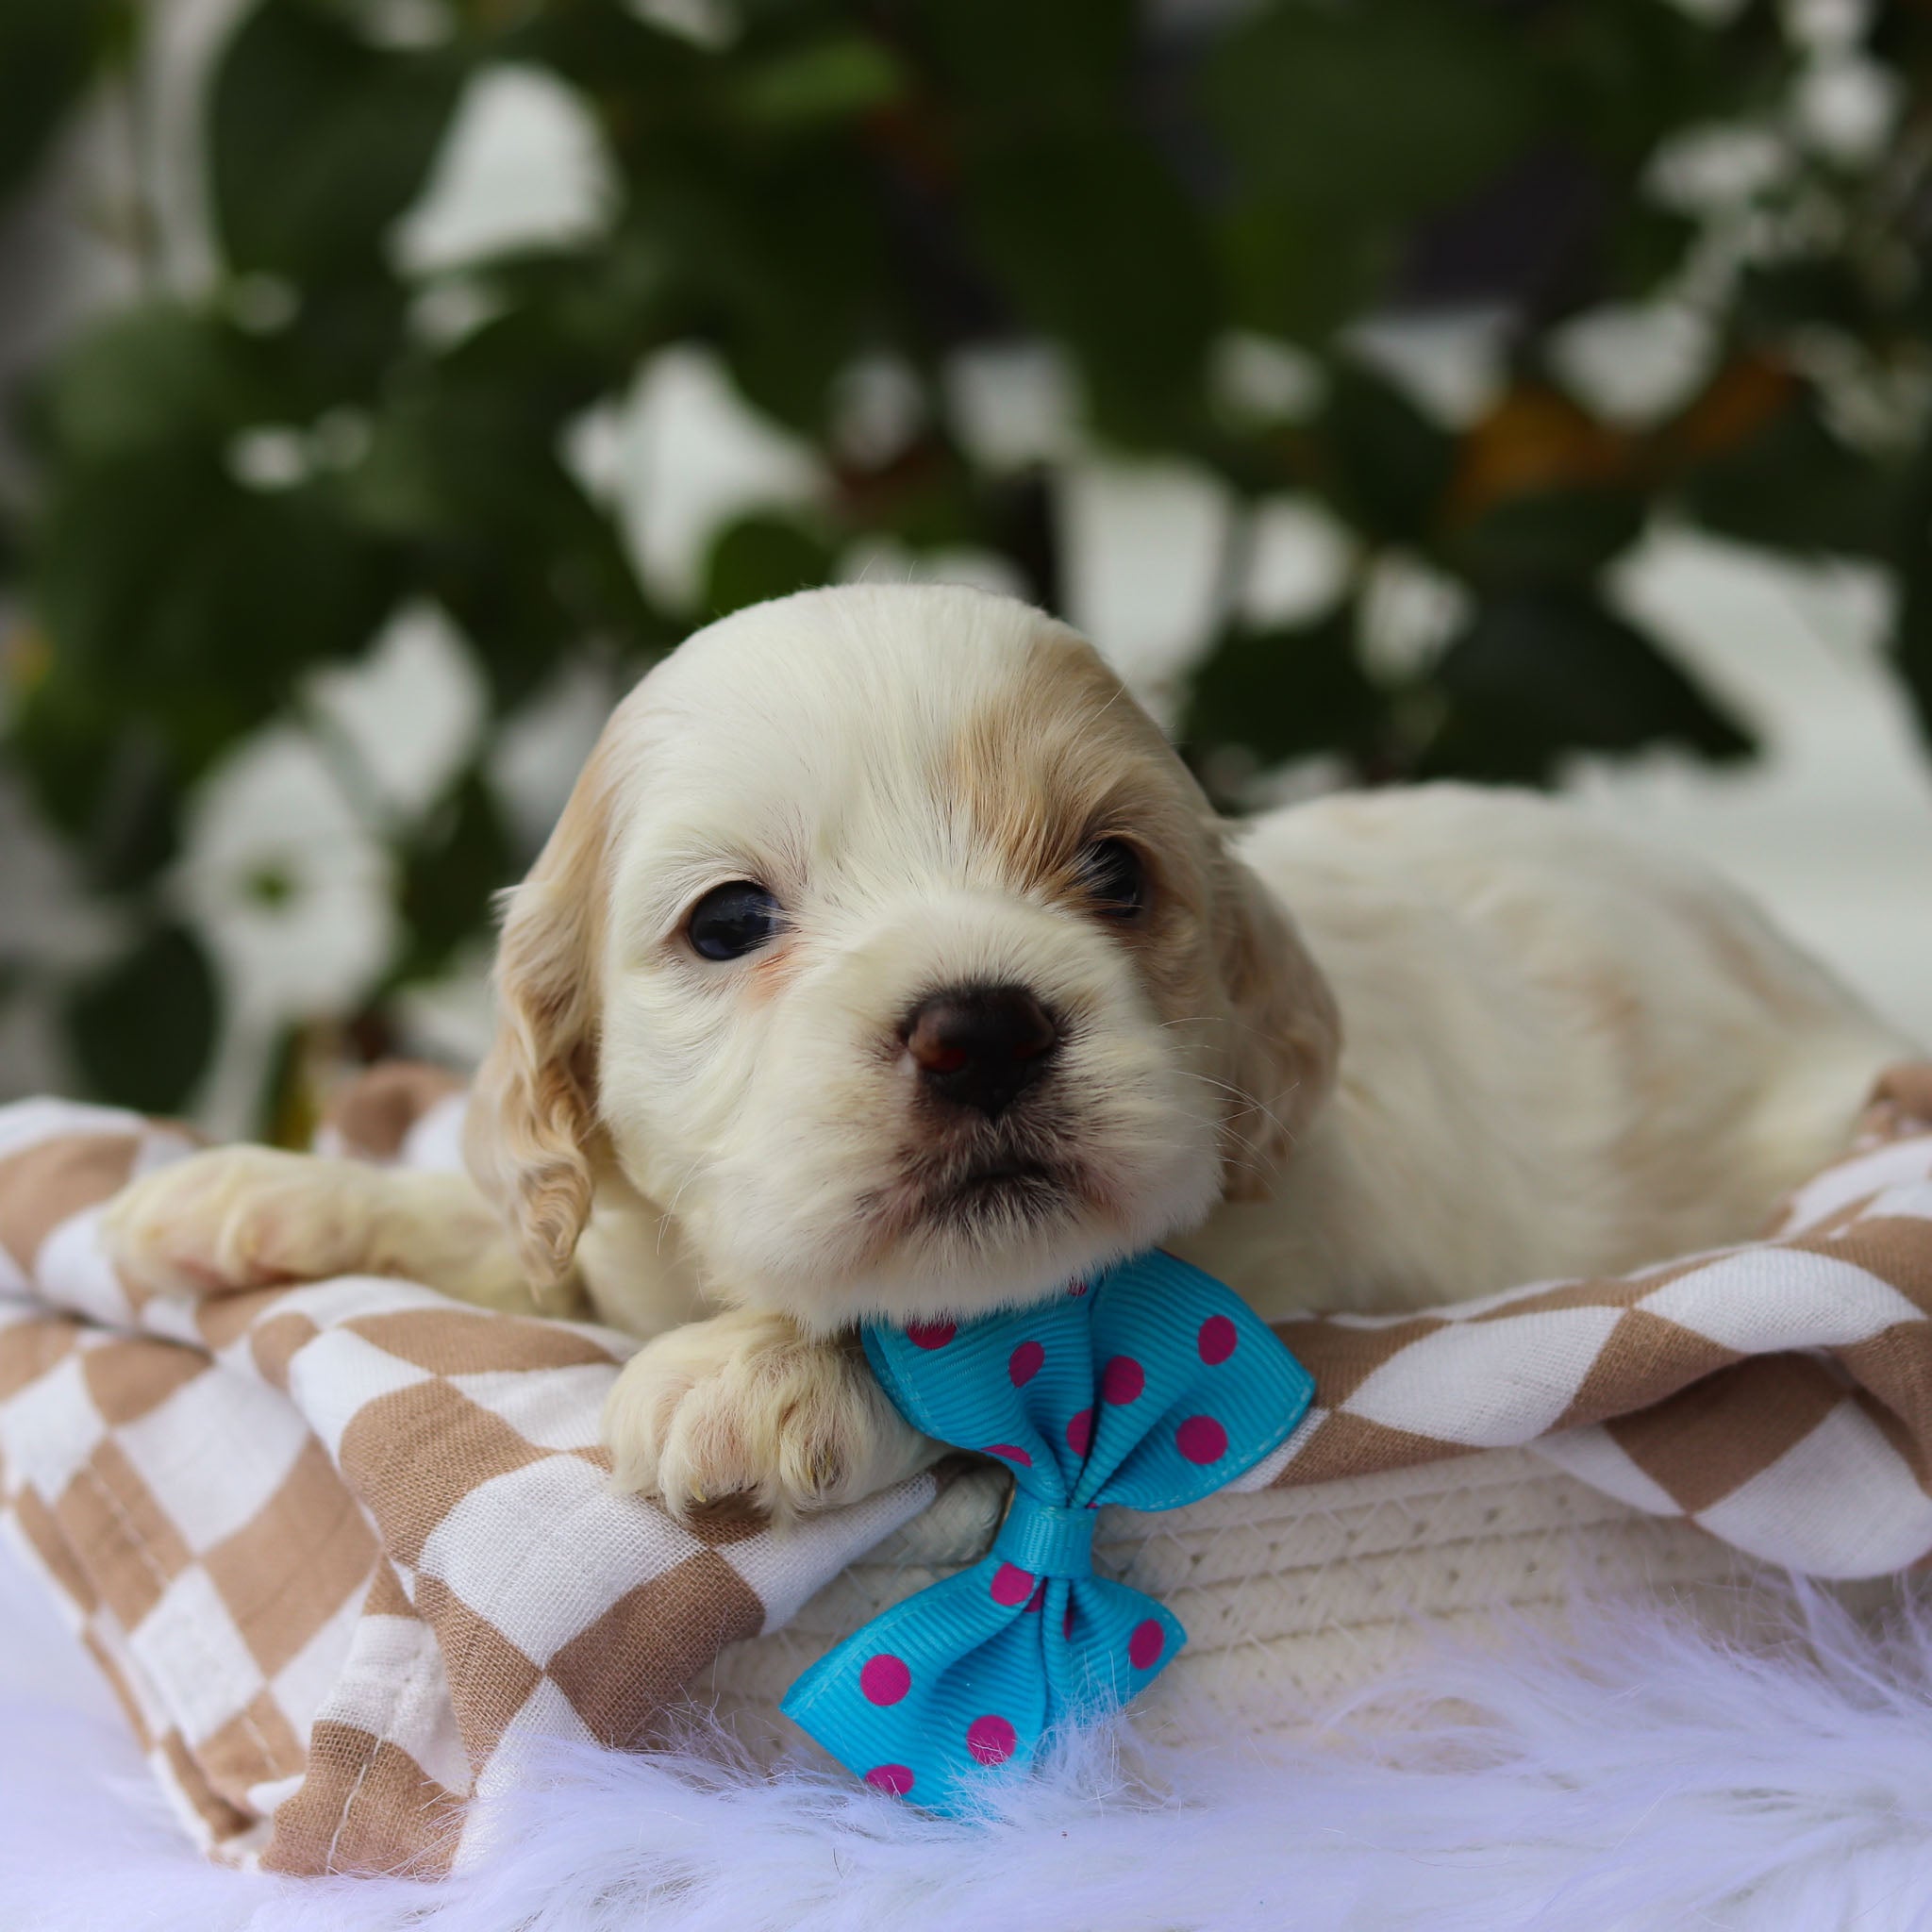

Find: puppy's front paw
[102,1146,374,1298]
[602,1309,932,1524]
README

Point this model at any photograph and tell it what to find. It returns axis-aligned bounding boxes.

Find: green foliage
[62,922,218,1115]
[0,0,126,200]
[0,0,1927,1124]
[1422,588,1753,786]
[210,2,465,280]
[1182,607,1386,775]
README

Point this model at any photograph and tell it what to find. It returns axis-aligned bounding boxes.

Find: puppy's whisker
[654,1166,705,1257]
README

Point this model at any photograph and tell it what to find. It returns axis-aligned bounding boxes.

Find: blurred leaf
[1421,587,1753,783]
[1531,0,1785,165]
[1733,258,1878,341]
[62,921,218,1113]
[8,701,184,890]
[1317,363,1457,546]
[1200,0,1538,221]
[627,144,886,427]
[209,0,463,278]
[964,132,1218,439]
[727,35,905,127]
[703,514,834,617]
[393,771,508,981]
[1180,606,1384,771]
[251,277,414,416]
[0,0,119,201]
[342,349,661,697]
[1679,396,1899,559]
[1601,201,1699,297]
[925,0,1215,436]
[1448,486,1647,590]
[35,303,238,460]
[76,730,183,892]
[508,0,708,138]
[914,0,1137,116]
[33,449,394,762]
[1215,198,1391,347]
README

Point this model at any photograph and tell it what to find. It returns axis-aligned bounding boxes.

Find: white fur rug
[9,1571,1932,1931]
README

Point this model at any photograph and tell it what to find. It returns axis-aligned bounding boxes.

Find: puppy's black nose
[904,985,1059,1119]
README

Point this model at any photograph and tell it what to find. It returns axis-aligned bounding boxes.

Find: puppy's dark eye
[687,881,783,960]
[1077,839,1146,920]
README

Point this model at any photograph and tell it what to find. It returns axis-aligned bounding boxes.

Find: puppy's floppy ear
[465,746,618,1292]
[1208,832,1341,1202]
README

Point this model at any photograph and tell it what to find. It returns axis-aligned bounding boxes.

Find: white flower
[568,346,824,609]
[625,0,737,48]
[391,64,618,275]
[488,654,624,852]
[174,724,396,1024]
[1344,308,1511,430]
[1358,552,1470,683]
[1780,0,1871,52]
[829,354,927,470]
[1208,332,1326,430]
[390,938,498,1070]
[1057,458,1233,718]
[303,602,486,824]
[1646,124,1793,214]
[0,769,126,976]
[1238,496,1357,630]
[1547,302,1717,429]
[225,426,309,491]
[943,342,1085,472]
[1791,54,1902,167]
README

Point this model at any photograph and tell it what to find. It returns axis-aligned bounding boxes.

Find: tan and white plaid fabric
[1251,1065,1932,1578]
[4,1068,1932,1875]
[0,1099,935,1875]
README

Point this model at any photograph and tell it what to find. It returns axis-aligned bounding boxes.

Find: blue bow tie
[781,1249,1314,1814]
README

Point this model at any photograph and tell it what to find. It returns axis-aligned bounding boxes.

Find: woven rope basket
[703,1450,1768,1760]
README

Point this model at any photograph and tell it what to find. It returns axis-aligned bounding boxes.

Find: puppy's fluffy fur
[107,586,1911,1520]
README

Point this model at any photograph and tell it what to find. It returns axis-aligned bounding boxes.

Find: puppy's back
[1196,784,1909,1312]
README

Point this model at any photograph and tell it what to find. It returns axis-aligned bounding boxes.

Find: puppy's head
[469,586,1339,1330]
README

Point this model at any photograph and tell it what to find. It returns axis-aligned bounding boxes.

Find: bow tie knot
[992,1495,1097,1583]
[782,1250,1315,1815]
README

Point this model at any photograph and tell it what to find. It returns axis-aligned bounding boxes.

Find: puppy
[106,585,1912,1522]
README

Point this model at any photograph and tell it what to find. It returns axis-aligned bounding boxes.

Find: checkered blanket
[3,1069,1932,1876]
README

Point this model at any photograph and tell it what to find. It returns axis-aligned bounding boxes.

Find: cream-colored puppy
[106,586,1911,1522]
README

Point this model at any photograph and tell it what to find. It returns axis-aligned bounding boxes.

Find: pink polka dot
[1008,1340,1044,1386]
[1176,1414,1228,1464]
[859,1654,911,1706]
[1025,1580,1046,1613]
[1197,1315,1237,1365]
[1065,1407,1093,1457]
[985,1442,1033,1467]
[1067,1279,1089,1297]
[1102,1355,1145,1405]
[1128,1619,1165,1670]
[906,1321,956,1349]
[865,1763,915,1796]
[967,1715,1017,1766]
[991,1562,1035,1607]
[1063,1600,1076,1640]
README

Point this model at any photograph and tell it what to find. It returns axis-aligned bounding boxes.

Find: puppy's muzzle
[904,984,1059,1120]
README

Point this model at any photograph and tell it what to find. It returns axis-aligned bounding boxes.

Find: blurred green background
[0,0,1927,1137]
